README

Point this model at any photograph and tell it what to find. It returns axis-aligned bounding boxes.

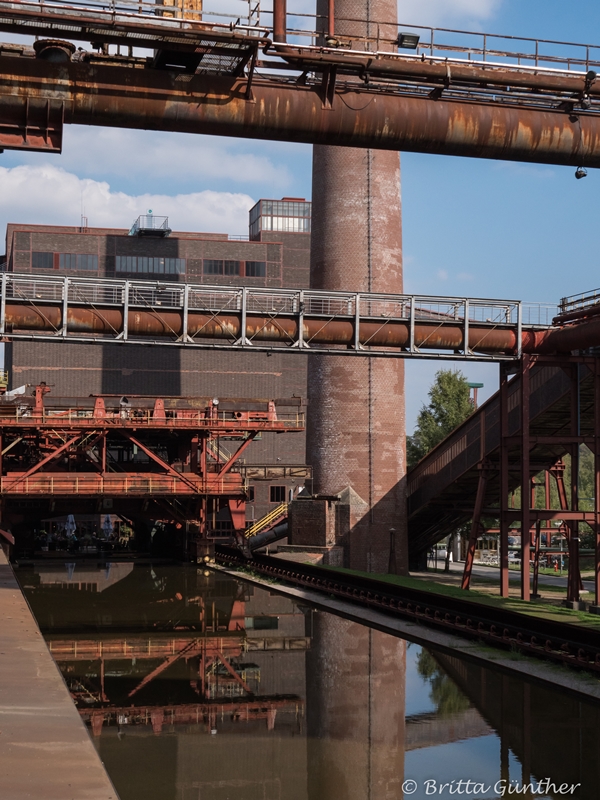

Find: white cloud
[398,0,502,27]
[0,164,254,237]
[436,269,449,281]
[61,127,293,189]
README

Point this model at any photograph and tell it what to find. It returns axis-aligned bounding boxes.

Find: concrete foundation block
[562,600,588,611]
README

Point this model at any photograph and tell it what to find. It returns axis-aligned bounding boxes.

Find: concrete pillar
[306,0,407,573]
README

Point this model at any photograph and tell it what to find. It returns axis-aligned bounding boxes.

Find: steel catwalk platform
[0,272,563,362]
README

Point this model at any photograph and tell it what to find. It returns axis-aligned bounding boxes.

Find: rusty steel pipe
[328,0,335,37]
[552,303,600,325]
[276,47,600,97]
[2,301,579,355]
[531,316,600,354]
[273,0,287,43]
[2,58,600,166]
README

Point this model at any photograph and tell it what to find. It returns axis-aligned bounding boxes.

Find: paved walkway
[442,560,595,591]
[0,548,118,800]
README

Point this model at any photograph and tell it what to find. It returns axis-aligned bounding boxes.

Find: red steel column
[520,355,531,601]
[273,0,287,42]
[595,361,600,608]
[499,364,510,598]
[306,0,406,573]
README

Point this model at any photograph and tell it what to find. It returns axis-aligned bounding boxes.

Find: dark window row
[59,253,98,271]
[30,252,266,278]
[203,259,266,278]
[32,252,98,271]
[115,256,185,275]
[270,485,287,503]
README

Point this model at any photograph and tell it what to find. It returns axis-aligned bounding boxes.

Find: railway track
[216,547,600,675]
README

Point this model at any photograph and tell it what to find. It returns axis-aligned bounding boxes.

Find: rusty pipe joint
[33,39,76,63]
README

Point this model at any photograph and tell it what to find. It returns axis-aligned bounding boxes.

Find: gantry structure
[0,382,304,557]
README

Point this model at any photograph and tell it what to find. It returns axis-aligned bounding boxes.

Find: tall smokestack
[306,0,407,573]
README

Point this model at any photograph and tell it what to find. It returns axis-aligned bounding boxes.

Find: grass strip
[313,564,600,630]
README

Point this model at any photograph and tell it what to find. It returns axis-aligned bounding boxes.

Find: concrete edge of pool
[213,565,600,704]
[0,548,119,800]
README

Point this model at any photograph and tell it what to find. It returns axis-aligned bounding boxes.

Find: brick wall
[4,221,311,527]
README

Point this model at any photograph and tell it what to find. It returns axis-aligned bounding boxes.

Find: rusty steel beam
[1,56,600,166]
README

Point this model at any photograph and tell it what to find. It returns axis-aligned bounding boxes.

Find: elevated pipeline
[3,301,599,356]
[274,44,600,97]
[2,56,600,166]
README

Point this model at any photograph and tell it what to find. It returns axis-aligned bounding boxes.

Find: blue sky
[1,0,600,429]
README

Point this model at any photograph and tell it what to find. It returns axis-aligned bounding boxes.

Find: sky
[2,0,600,430]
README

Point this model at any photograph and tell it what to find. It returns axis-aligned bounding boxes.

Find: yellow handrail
[245,502,288,538]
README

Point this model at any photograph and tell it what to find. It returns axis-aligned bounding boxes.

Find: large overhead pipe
[273,0,287,43]
[2,58,600,166]
[3,301,597,356]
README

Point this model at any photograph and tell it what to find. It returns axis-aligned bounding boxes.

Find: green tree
[407,369,473,468]
[416,650,471,716]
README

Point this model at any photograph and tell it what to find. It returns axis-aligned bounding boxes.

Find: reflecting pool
[15,562,598,800]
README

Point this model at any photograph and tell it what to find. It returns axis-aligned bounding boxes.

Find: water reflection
[15,562,600,800]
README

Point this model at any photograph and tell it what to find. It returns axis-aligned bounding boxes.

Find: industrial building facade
[2,198,311,526]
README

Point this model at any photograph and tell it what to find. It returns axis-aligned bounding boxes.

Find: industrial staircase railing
[245,502,288,539]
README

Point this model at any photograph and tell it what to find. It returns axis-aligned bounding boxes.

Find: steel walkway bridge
[0,271,575,361]
[2,0,600,166]
[407,341,600,603]
[3,272,600,359]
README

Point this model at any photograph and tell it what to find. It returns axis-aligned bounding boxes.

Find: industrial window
[245,261,266,278]
[115,256,185,275]
[245,616,279,630]
[247,486,255,502]
[59,253,98,271]
[203,259,223,275]
[31,251,54,269]
[270,485,286,503]
[224,260,240,276]
[249,199,312,238]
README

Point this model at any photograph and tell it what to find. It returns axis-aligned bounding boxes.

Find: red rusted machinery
[0,384,304,558]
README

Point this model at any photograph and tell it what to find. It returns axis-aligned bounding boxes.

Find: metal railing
[559,287,600,314]
[245,501,288,538]
[0,272,553,362]
[0,404,304,430]
[1,0,600,81]
[0,0,269,36]
[0,473,242,495]
[273,16,600,76]
[128,215,171,237]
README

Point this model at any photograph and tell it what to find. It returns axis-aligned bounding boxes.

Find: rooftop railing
[128,215,171,237]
